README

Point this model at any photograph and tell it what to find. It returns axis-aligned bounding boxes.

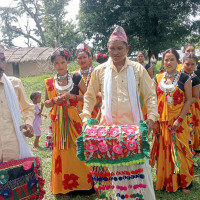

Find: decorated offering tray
[77,120,150,167]
[0,157,45,200]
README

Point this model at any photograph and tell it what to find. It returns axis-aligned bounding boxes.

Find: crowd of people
[0,26,200,200]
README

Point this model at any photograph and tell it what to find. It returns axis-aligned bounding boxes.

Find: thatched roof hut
[4,47,59,77]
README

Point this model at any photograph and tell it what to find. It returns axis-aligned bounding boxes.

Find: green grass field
[20,62,200,200]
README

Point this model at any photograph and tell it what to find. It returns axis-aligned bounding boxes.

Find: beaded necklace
[181,67,195,78]
[165,70,178,78]
[57,72,68,80]
[80,66,94,87]
[159,72,180,105]
[54,71,74,95]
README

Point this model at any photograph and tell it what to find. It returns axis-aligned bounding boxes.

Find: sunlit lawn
[20,62,200,200]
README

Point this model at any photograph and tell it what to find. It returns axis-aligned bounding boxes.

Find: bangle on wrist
[177,116,183,123]
[51,97,55,105]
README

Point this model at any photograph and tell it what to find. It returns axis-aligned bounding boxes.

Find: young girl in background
[30,91,45,150]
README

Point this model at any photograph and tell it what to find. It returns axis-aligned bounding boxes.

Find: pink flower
[97,128,108,137]
[98,142,108,153]
[121,127,134,135]
[86,143,97,152]
[113,144,123,154]
[110,128,120,137]
[86,128,97,137]
[126,140,137,151]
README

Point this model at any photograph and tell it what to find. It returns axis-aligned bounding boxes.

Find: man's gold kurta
[0,76,34,163]
[80,57,159,124]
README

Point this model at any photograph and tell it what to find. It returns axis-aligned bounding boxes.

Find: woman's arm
[76,79,87,102]
[147,67,153,79]
[191,85,200,104]
[44,88,65,108]
[172,79,192,131]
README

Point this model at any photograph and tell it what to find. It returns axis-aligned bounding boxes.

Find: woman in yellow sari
[74,43,102,118]
[151,49,193,193]
[182,54,200,156]
[44,50,93,194]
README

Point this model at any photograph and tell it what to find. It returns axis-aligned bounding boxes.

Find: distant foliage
[0,0,85,56]
[78,0,200,58]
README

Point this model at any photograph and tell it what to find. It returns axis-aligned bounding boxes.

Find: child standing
[30,91,44,150]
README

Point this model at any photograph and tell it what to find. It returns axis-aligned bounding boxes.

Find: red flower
[157,87,164,97]
[158,101,163,116]
[177,174,187,188]
[195,102,200,111]
[192,115,199,127]
[96,53,102,59]
[173,90,184,106]
[73,120,82,134]
[54,155,62,175]
[50,114,56,121]
[176,125,184,134]
[62,174,79,190]
[189,166,194,176]
[46,78,54,91]
[87,171,93,185]
[165,175,173,192]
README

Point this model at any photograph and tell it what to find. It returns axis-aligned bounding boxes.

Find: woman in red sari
[151,49,193,193]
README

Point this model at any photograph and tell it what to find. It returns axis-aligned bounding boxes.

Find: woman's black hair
[162,48,179,63]
[96,54,108,64]
[76,49,90,57]
[30,91,41,101]
[51,50,69,63]
[137,51,145,58]
[184,44,195,53]
[183,53,198,64]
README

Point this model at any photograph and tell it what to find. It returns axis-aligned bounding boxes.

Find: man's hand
[20,124,34,138]
[172,119,181,131]
[145,119,154,134]
[82,121,88,131]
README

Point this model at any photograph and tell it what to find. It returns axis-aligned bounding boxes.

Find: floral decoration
[86,143,97,152]
[173,89,184,106]
[62,174,79,190]
[126,140,137,151]
[110,128,120,137]
[195,101,200,111]
[46,78,54,91]
[0,170,9,184]
[87,128,97,137]
[87,171,93,185]
[98,142,108,153]
[97,128,108,137]
[113,144,123,154]
[54,155,62,175]
[0,190,12,198]
[82,125,143,161]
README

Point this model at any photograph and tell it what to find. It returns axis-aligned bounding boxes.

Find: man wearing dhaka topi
[80,26,159,199]
[0,45,34,163]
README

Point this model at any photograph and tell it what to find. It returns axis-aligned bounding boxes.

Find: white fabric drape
[3,74,33,159]
[104,65,143,125]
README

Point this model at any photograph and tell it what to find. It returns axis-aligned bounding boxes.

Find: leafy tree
[0,0,84,55]
[78,0,200,58]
